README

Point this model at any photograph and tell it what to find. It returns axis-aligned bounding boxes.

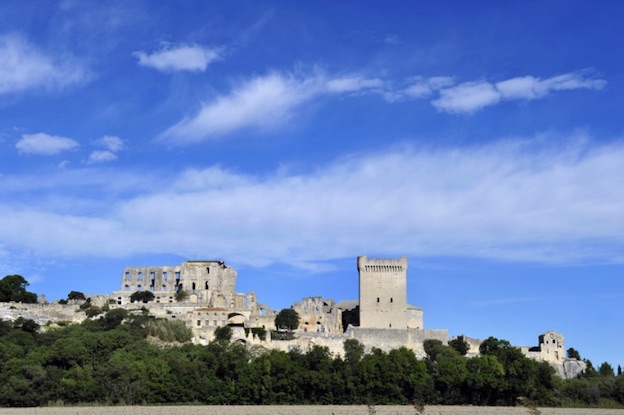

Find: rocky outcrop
[554,358,587,379]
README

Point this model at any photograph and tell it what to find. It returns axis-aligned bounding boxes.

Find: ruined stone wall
[358,256,408,329]
[119,265,181,303]
[292,296,343,334]
[117,260,237,305]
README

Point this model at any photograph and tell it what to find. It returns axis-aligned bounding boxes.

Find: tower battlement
[357,256,407,273]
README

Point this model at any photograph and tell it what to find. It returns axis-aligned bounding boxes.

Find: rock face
[554,359,587,379]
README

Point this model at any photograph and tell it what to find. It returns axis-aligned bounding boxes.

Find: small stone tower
[358,256,408,329]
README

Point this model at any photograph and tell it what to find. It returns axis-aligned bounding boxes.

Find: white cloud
[85,135,124,164]
[0,34,89,94]
[159,73,320,144]
[160,72,388,145]
[96,135,124,152]
[433,81,500,113]
[16,133,79,155]
[87,150,117,164]
[433,71,606,114]
[2,136,623,268]
[134,43,221,72]
[160,70,606,144]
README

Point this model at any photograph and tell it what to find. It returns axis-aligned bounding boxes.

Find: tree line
[0,310,622,408]
[0,275,622,408]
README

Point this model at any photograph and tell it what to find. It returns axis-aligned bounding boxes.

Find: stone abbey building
[1,255,582,378]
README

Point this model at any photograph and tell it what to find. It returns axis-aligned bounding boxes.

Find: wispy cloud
[432,71,606,114]
[134,43,222,72]
[159,71,382,145]
[16,133,79,155]
[0,33,89,94]
[2,135,623,268]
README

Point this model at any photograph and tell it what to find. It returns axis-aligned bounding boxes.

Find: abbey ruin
[0,255,586,378]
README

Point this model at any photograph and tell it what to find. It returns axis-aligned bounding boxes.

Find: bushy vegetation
[147,319,193,343]
[0,314,622,408]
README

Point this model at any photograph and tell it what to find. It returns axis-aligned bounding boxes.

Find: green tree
[12,317,39,333]
[214,325,232,343]
[344,339,365,370]
[448,337,470,356]
[100,308,129,330]
[423,339,446,361]
[175,289,188,302]
[130,290,155,303]
[67,291,86,301]
[0,275,38,303]
[582,359,598,377]
[478,336,511,356]
[275,308,300,332]
[465,354,505,405]
[567,347,581,360]
[599,362,615,377]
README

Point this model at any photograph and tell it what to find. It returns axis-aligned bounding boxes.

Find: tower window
[390,297,393,303]
[377,297,380,303]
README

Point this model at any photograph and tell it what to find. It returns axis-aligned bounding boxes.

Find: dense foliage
[274,308,300,331]
[130,291,155,303]
[0,312,622,408]
[0,275,38,303]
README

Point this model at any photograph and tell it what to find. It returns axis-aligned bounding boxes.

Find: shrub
[147,319,193,342]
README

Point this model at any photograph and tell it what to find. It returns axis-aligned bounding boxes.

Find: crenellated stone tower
[357,256,408,329]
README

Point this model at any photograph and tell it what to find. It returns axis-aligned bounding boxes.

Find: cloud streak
[0,34,89,94]
[159,72,382,145]
[2,136,623,269]
[159,70,605,145]
[432,72,606,114]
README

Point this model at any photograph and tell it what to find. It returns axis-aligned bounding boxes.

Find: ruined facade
[113,260,275,339]
[358,256,408,329]
[116,260,237,306]
[291,296,342,334]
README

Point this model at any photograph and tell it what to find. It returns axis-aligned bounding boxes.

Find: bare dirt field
[0,406,622,415]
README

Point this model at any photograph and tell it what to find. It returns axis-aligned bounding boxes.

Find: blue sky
[1,1,622,367]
